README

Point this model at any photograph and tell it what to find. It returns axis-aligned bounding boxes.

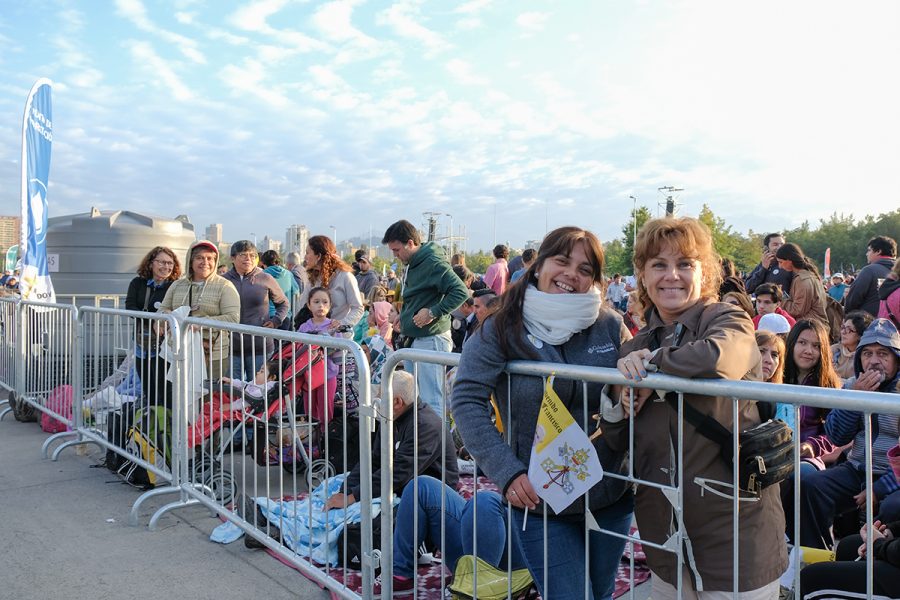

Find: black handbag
[665,395,794,494]
[652,322,794,494]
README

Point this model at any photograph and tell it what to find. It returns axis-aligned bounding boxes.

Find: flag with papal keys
[19,78,55,303]
[527,376,603,514]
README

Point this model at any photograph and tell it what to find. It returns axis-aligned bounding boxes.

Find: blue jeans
[393,476,526,578]
[231,353,264,382]
[511,493,634,600]
[404,331,452,417]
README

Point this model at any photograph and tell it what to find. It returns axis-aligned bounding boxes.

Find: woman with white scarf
[452,226,634,600]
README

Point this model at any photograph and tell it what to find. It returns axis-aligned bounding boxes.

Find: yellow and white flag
[527,376,603,514]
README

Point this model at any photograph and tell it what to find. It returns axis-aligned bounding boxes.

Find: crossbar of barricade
[379,348,899,600]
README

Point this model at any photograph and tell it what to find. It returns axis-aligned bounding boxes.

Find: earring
[534,271,540,277]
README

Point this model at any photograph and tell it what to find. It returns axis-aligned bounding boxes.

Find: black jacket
[346,399,458,500]
[846,257,895,316]
[744,262,793,294]
[125,277,173,345]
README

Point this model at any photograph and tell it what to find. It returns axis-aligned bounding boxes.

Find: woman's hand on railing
[617,349,654,382]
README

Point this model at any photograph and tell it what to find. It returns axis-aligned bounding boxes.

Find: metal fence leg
[128,486,185,527]
[41,431,81,459]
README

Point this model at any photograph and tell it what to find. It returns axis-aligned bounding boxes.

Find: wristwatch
[427,308,436,321]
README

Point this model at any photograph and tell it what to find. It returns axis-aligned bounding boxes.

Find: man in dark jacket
[325,370,458,509]
[222,240,288,379]
[744,232,793,294]
[845,235,897,317]
[382,220,469,416]
[355,255,380,297]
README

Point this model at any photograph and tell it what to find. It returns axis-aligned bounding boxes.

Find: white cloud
[128,40,193,101]
[228,0,327,53]
[454,0,493,14]
[376,1,449,55]
[445,59,488,86]
[312,0,383,63]
[515,11,550,33]
[219,60,290,108]
[115,0,206,64]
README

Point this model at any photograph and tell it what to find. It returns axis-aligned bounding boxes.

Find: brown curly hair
[136,246,181,281]
[633,217,722,316]
[306,235,351,288]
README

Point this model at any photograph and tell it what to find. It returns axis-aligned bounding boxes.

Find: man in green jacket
[382,219,469,417]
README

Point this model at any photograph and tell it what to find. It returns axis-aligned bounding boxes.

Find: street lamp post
[329,225,337,246]
[444,213,453,257]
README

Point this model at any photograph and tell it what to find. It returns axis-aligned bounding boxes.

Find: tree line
[604,207,900,277]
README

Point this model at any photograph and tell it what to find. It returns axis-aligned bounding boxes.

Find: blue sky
[1,0,898,252]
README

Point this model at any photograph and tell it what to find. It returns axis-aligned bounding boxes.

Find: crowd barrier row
[1,295,896,599]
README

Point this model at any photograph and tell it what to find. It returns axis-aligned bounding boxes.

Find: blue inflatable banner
[19,78,55,302]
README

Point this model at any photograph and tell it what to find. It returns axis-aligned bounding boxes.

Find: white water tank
[47,208,196,299]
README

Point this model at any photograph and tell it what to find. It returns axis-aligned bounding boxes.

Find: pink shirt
[483,259,509,295]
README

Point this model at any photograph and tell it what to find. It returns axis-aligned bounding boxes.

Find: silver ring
[511,490,517,495]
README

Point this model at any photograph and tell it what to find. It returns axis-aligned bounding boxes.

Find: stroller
[187,341,337,503]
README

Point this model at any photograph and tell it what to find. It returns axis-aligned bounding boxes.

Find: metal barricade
[135,315,376,600]
[0,296,19,419]
[11,301,78,444]
[46,307,182,494]
[378,348,900,600]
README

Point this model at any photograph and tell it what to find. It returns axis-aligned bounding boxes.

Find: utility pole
[657,186,684,217]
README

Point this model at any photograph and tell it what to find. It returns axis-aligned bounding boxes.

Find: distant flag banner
[19,78,55,302]
[823,248,831,279]
[527,376,603,514]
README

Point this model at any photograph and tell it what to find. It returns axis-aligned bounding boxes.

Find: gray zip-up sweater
[451,309,630,518]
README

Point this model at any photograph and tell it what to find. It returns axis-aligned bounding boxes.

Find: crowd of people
[110,219,900,599]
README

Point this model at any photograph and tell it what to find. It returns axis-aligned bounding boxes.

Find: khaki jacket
[603,299,787,592]
[783,269,828,327]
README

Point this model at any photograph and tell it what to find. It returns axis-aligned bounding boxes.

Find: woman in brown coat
[602,217,787,598]
[775,242,828,328]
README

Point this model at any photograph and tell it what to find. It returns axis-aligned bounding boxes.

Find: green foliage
[604,205,900,278]
[619,206,652,274]
[603,238,629,276]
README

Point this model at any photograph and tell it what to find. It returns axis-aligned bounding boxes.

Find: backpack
[824,296,844,344]
[41,385,73,433]
[120,406,171,488]
[447,555,535,600]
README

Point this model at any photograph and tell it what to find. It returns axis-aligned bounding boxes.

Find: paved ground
[0,414,331,600]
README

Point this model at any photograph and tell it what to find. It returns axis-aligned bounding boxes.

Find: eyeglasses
[235,252,258,260]
[840,326,858,334]
[153,259,175,267]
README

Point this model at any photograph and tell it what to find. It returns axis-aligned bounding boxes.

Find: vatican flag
[527,376,604,514]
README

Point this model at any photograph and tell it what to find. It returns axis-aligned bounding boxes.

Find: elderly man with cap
[223,240,288,380]
[786,318,900,549]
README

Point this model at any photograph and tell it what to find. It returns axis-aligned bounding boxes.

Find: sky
[1,0,899,252]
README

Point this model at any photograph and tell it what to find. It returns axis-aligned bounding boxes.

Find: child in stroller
[188,340,336,497]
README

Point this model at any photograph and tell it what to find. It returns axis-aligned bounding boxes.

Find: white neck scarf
[522,284,601,345]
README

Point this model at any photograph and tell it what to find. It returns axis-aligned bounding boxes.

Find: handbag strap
[648,321,736,463]
[142,286,153,312]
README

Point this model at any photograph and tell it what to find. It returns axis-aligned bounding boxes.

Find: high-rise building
[0,216,21,255]
[259,236,282,254]
[205,223,223,244]
[285,225,309,256]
